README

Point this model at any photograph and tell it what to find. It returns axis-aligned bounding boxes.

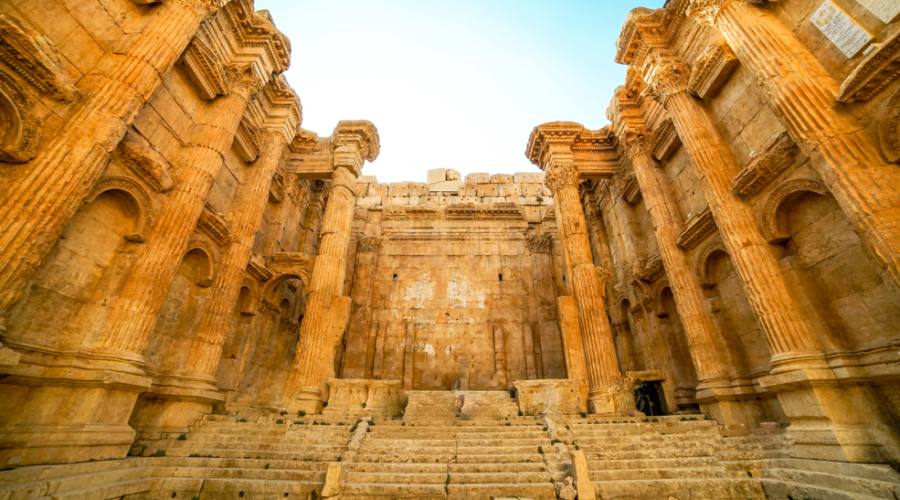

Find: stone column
[527,125,632,415]
[186,129,292,382]
[643,55,896,462]
[0,0,216,319]
[285,122,379,412]
[95,67,262,361]
[689,0,900,285]
[609,85,756,429]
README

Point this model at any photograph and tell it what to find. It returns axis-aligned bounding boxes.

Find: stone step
[185,477,322,498]
[759,479,888,500]
[345,462,449,474]
[52,478,157,499]
[162,465,324,482]
[585,447,717,460]
[455,453,543,464]
[346,471,447,485]
[760,466,900,498]
[342,482,447,497]
[574,436,720,451]
[449,462,548,473]
[169,438,348,450]
[164,447,341,461]
[593,478,766,499]
[352,452,455,463]
[0,464,155,498]
[587,456,720,470]
[449,471,551,484]
[445,482,557,499]
[153,456,327,471]
[591,466,728,481]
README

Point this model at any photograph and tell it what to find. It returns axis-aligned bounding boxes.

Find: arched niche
[767,181,900,351]
[86,177,154,242]
[761,178,828,244]
[6,188,142,348]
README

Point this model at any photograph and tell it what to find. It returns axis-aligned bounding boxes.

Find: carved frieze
[445,204,523,220]
[677,207,716,250]
[0,15,77,102]
[526,234,553,254]
[115,130,174,192]
[731,132,799,198]
[838,29,900,104]
[181,37,228,100]
[650,118,681,161]
[198,204,229,246]
[269,172,285,202]
[234,117,261,163]
[688,40,738,101]
[246,253,273,283]
[266,252,313,285]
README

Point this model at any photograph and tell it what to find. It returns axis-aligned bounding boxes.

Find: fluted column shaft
[620,134,733,381]
[647,60,821,360]
[547,161,623,408]
[185,131,288,380]
[0,0,214,317]
[288,166,358,390]
[702,0,900,284]
[97,89,255,358]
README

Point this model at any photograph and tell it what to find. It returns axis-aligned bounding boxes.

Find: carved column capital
[644,57,692,105]
[224,63,264,99]
[608,85,652,159]
[545,161,580,192]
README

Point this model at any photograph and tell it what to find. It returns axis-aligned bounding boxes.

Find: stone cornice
[333,120,380,163]
[526,122,618,177]
[677,207,716,249]
[0,14,76,102]
[651,118,681,162]
[838,28,900,104]
[198,204,230,246]
[615,7,668,66]
[688,40,739,100]
[731,132,798,198]
[115,130,174,192]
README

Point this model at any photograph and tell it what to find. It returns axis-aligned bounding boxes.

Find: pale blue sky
[255,0,664,182]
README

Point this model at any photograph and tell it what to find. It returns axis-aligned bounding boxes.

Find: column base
[0,346,150,467]
[129,374,224,450]
[761,356,899,463]
[286,386,325,414]
[695,377,762,435]
[588,384,637,416]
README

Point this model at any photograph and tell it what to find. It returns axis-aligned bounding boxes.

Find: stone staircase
[342,417,559,499]
[402,390,520,422]
[3,403,900,499]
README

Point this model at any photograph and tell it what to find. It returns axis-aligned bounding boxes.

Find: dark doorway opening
[634,381,666,416]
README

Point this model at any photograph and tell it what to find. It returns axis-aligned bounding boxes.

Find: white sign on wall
[811,0,874,58]
[856,0,900,24]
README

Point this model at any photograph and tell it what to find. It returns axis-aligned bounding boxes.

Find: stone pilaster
[688,0,900,285]
[285,122,379,412]
[0,0,218,321]
[609,85,757,430]
[96,67,263,361]
[527,123,633,415]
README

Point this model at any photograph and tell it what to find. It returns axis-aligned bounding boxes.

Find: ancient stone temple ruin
[0,0,899,498]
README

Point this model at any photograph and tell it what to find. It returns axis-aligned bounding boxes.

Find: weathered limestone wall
[339,169,569,390]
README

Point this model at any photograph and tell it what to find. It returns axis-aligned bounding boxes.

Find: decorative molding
[0,14,77,102]
[878,88,900,163]
[636,254,665,283]
[356,236,381,253]
[761,178,828,243]
[731,132,799,198]
[650,118,681,161]
[677,207,716,250]
[246,253,273,283]
[115,130,174,192]
[268,172,285,202]
[181,37,227,100]
[445,203,524,220]
[837,22,899,103]
[266,252,312,286]
[621,173,642,204]
[234,116,260,163]
[0,73,39,163]
[198,204,229,246]
[526,234,553,254]
[688,40,739,101]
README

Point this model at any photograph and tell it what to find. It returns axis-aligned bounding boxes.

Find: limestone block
[465,173,490,184]
[490,174,513,183]
[514,172,545,183]
[476,183,499,197]
[514,379,580,415]
[498,183,521,196]
[429,180,462,192]
[388,183,410,197]
[427,168,448,183]
[522,183,544,196]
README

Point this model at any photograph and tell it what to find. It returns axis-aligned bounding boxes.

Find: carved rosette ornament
[545,162,579,192]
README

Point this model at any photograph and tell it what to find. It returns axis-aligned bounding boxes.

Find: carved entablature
[446,203,524,220]
[257,75,301,139]
[0,15,77,102]
[621,174,642,204]
[688,40,738,101]
[651,118,681,162]
[838,29,900,104]
[526,234,553,254]
[115,130,174,192]
[198,204,230,246]
[266,252,312,286]
[677,207,716,249]
[526,121,619,178]
[332,120,380,175]
[878,88,900,163]
[615,7,668,66]
[636,254,665,283]
[181,37,228,100]
[269,172,285,203]
[731,132,799,198]
[246,253,273,283]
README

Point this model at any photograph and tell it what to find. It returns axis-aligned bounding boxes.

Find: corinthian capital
[225,63,264,98]
[545,162,580,192]
[608,85,652,158]
[644,57,691,105]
